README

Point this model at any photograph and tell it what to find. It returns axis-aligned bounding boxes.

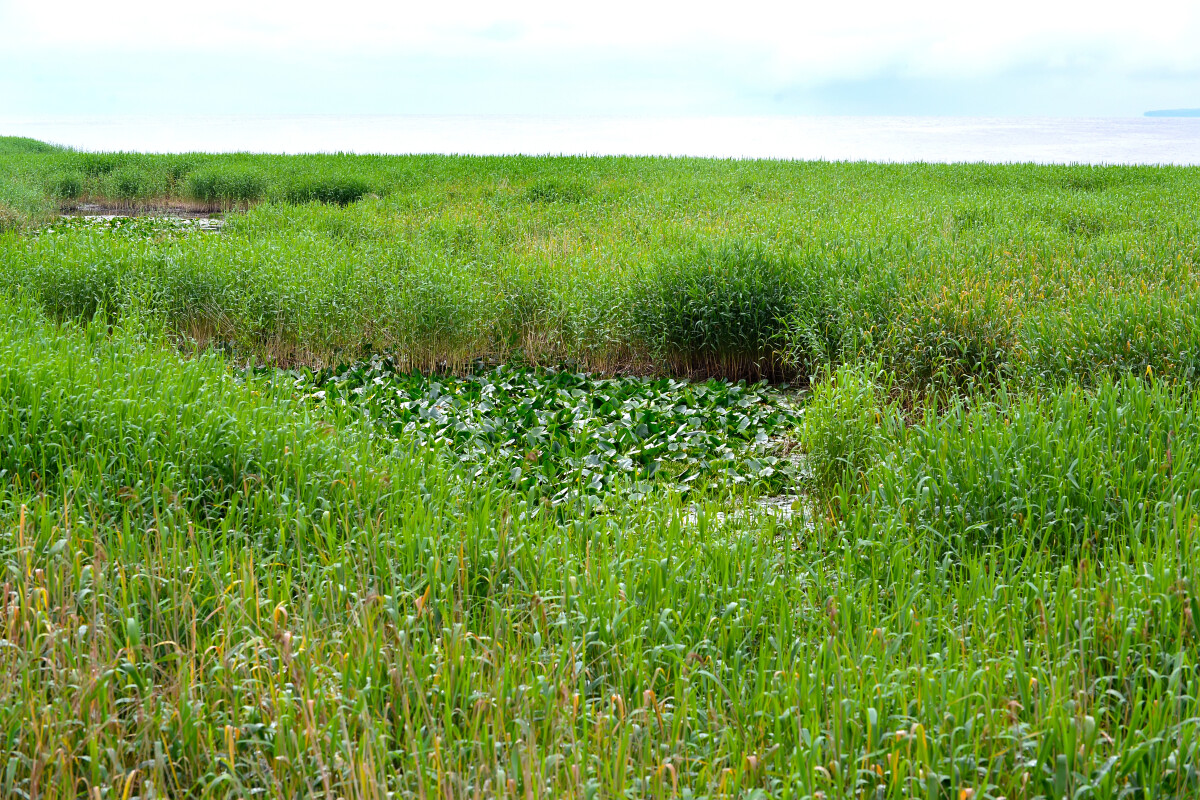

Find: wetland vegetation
[1,135,1199,798]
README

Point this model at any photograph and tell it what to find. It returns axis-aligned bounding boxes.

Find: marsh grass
[0,204,20,233]
[2,141,1198,387]
[0,299,1197,798]
[283,173,371,205]
[46,170,83,199]
[863,375,1200,553]
[0,180,52,229]
[0,135,61,155]
[635,242,802,379]
[186,166,267,206]
[525,177,594,203]
[883,284,1019,391]
[109,165,159,201]
[2,140,1200,796]
[800,362,901,493]
[1025,291,1200,386]
[72,150,135,177]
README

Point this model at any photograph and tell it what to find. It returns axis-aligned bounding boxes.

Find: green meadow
[1,135,1199,798]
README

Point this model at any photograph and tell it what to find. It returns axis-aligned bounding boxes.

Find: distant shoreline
[4,115,1200,163]
[1144,108,1200,117]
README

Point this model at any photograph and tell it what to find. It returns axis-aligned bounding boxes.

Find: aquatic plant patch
[37,214,224,239]
[299,360,803,505]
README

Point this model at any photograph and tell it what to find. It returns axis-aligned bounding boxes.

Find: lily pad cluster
[300,361,802,506]
[39,215,223,239]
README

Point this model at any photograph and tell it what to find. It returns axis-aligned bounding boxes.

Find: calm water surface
[2,115,1198,164]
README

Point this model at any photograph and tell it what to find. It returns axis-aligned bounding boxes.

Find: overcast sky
[2,0,1198,117]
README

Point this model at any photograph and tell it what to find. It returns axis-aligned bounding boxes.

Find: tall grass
[865,375,1200,551]
[3,140,1197,386]
[1,298,1198,797]
[283,173,371,205]
[634,242,804,379]
[2,141,1200,795]
[800,362,901,492]
[186,166,267,206]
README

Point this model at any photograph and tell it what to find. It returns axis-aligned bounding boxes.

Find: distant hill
[1145,108,1200,117]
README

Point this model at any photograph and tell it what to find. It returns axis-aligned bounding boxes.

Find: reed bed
[0,137,1198,797]
[2,137,1198,386]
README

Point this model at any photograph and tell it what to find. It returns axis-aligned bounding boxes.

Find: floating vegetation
[42,214,225,236]
[300,361,802,507]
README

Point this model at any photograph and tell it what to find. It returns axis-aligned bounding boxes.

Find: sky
[2,0,1199,117]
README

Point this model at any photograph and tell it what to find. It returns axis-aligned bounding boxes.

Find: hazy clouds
[2,0,1198,115]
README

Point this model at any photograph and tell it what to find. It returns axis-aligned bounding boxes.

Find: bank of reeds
[2,298,1198,797]
[3,140,1200,795]
[3,139,1196,387]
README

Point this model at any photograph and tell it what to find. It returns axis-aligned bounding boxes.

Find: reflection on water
[2,114,1199,164]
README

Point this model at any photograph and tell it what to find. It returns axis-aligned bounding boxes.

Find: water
[3,114,1199,164]
[55,213,225,232]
